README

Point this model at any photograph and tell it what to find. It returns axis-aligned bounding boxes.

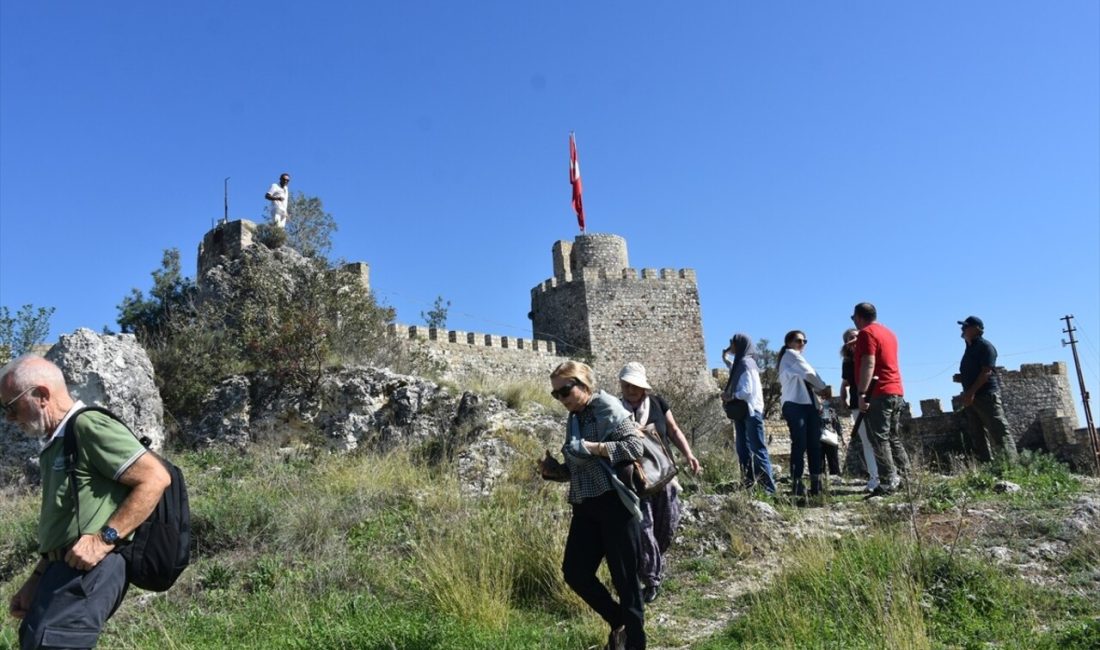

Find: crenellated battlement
[531,267,698,297]
[388,323,558,355]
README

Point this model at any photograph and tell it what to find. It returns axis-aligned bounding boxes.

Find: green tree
[755,338,782,419]
[133,247,402,418]
[0,304,55,363]
[117,249,194,338]
[421,296,451,330]
[265,192,336,260]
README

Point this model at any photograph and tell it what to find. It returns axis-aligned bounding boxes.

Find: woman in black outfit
[538,360,646,650]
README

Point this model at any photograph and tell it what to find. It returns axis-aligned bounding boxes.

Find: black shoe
[864,485,893,499]
[643,584,660,604]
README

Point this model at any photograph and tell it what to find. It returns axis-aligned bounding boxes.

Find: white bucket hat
[618,362,652,390]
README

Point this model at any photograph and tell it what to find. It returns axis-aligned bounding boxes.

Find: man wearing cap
[618,362,700,604]
[953,316,1018,464]
[851,302,910,496]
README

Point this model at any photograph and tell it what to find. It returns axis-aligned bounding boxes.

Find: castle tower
[529,233,708,390]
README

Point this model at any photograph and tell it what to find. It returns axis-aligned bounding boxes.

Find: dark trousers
[782,401,824,489]
[563,491,646,649]
[965,391,1018,463]
[20,553,128,650]
[823,443,841,476]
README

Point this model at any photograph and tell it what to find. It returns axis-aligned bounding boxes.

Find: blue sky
[2,2,1097,421]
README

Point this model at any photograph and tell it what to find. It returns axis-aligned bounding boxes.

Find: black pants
[20,553,129,650]
[563,490,646,649]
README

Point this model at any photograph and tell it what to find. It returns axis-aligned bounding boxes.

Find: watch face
[101,527,119,544]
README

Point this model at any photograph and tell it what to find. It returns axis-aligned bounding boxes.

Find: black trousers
[563,490,646,649]
[20,553,129,650]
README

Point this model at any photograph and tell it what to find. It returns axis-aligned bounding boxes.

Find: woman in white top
[777,330,832,497]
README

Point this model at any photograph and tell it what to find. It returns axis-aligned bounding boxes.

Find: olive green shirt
[38,407,146,553]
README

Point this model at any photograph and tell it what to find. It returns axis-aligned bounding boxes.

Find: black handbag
[722,368,750,420]
[723,398,749,421]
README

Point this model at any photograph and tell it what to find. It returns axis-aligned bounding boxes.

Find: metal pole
[1061,315,1100,475]
[224,177,230,224]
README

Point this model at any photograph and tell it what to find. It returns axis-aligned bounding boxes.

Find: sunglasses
[793,338,808,345]
[550,380,580,400]
[1,386,36,417]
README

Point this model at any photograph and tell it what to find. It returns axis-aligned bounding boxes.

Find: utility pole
[1061,315,1099,475]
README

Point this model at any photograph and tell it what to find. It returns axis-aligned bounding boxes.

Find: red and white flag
[569,132,585,232]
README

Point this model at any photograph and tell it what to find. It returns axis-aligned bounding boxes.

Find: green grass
[696,527,1099,650]
[1,434,1095,650]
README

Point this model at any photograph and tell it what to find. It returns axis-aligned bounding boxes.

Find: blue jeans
[782,401,824,487]
[733,413,776,494]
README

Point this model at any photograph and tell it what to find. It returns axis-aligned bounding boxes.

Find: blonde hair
[550,360,596,393]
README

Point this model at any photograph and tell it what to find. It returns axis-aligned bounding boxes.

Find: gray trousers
[965,391,1018,463]
[865,394,911,488]
[639,483,681,588]
[19,553,128,650]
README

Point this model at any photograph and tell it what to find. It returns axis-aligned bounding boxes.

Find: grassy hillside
[1,436,1097,649]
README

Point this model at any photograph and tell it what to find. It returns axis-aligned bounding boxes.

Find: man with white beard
[2,356,170,650]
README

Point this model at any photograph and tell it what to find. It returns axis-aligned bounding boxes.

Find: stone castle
[199,223,708,392]
[198,220,1094,473]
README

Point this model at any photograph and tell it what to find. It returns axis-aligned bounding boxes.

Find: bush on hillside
[120,243,409,420]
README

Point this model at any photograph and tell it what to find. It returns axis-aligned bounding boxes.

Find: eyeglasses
[550,380,580,400]
[793,338,808,345]
[1,386,36,417]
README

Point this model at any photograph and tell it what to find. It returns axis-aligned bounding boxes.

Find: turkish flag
[569,133,585,232]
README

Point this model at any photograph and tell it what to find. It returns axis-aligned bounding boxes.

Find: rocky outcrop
[186,366,536,452]
[0,329,164,486]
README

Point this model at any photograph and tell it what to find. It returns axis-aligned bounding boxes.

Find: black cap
[957,316,984,330]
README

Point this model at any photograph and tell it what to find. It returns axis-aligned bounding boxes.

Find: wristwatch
[100,525,120,545]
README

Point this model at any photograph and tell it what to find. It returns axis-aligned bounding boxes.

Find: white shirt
[778,349,827,405]
[733,365,765,417]
[267,182,289,225]
[40,400,86,451]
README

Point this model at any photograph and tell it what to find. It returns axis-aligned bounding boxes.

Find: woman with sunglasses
[537,360,647,650]
[777,330,832,498]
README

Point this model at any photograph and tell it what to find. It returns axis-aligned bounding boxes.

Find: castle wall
[986,362,1077,447]
[390,324,561,385]
[530,278,591,358]
[900,362,1080,469]
[582,267,708,390]
[533,233,709,391]
[198,219,257,278]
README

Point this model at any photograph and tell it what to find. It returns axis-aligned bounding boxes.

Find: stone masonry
[529,233,709,391]
[897,362,1089,473]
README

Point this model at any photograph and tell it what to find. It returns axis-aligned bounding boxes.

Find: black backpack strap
[62,406,140,540]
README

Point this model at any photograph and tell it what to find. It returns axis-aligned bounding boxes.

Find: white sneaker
[864,479,880,493]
